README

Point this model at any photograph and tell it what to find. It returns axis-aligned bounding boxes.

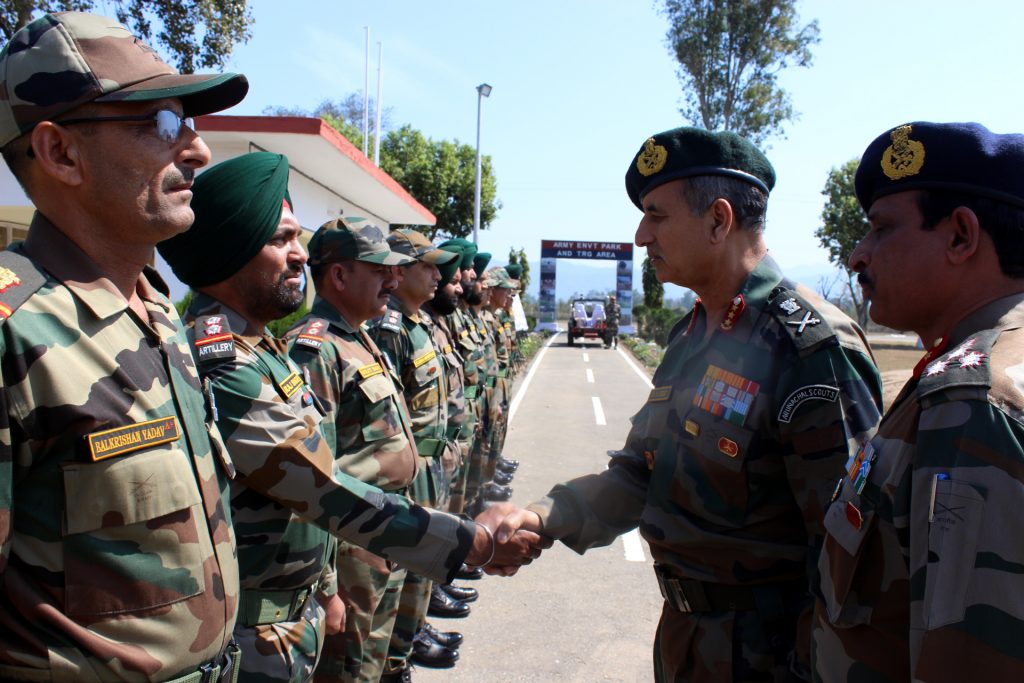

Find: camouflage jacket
[467,306,498,385]
[286,297,418,492]
[813,293,1024,682]
[369,297,449,506]
[0,216,238,682]
[426,307,468,438]
[183,294,474,586]
[530,256,882,587]
[484,308,511,373]
[448,307,482,391]
[184,294,336,603]
[606,301,621,326]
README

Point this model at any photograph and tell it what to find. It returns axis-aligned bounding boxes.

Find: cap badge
[636,137,668,177]
[881,124,926,180]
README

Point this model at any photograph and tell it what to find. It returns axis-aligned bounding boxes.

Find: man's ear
[706,197,734,245]
[330,263,346,290]
[30,122,85,187]
[946,206,981,266]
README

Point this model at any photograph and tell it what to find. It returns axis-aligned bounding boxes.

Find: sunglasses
[27,109,195,158]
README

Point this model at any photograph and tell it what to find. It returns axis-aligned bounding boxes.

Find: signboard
[536,240,633,333]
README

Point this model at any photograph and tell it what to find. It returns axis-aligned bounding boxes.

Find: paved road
[418,332,662,682]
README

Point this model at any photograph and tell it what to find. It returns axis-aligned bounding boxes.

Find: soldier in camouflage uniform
[480,127,883,682]
[369,229,467,677]
[158,156,545,682]
[481,267,518,484]
[283,218,419,683]
[605,294,621,348]
[813,123,1024,682]
[0,12,249,682]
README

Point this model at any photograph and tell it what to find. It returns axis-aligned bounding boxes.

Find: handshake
[464,502,554,576]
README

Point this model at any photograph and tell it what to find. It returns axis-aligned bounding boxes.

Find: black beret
[624,127,775,209]
[855,121,1024,211]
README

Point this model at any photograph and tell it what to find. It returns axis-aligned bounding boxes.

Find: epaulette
[917,329,997,401]
[0,249,46,323]
[767,285,837,357]
[375,308,403,334]
[292,318,329,352]
[666,312,692,345]
[193,314,236,364]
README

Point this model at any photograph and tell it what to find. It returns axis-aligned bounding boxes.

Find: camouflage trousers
[234,595,325,683]
[652,600,810,683]
[446,436,475,515]
[484,378,511,480]
[314,544,407,683]
[463,396,490,505]
[384,572,432,671]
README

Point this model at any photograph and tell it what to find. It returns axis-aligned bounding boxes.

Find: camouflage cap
[308,217,413,267]
[482,266,515,289]
[0,11,249,147]
[387,229,458,265]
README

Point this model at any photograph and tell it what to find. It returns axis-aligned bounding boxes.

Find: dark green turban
[437,243,463,285]
[473,252,491,277]
[438,238,477,271]
[505,263,523,279]
[158,152,293,287]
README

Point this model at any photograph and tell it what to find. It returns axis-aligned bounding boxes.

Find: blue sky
[206,0,1023,298]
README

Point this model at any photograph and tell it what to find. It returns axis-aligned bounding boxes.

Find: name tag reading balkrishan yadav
[87,417,181,461]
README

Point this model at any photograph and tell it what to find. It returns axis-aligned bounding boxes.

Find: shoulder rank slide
[918,330,997,400]
[0,249,46,323]
[378,309,403,334]
[293,318,328,351]
[768,285,836,355]
[194,315,236,363]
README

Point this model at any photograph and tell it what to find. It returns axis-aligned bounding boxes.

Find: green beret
[437,243,463,285]
[473,252,491,277]
[159,152,292,287]
[624,127,775,209]
[504,263,523,279]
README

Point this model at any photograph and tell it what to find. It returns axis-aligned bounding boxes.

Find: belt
[464,385,478,400]
[416,437,446,458]
[485,376,497,388]
[496,368,508,378]
[446,425,463,441]
[654,565,805,617]
[165,642,241,683]
[238,585,315,626]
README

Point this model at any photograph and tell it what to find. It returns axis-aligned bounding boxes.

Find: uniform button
[275,609,282,618]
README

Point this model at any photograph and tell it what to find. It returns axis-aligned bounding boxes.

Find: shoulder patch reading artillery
[87,417,180,461]
[194,315,236,362]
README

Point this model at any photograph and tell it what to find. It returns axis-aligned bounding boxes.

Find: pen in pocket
[928,472,950,522]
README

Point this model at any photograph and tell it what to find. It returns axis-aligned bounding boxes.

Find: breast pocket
[358,372,402,442]
[62,446,208,616]
[924,477,985,628]
[818,483,877,627]
[672,411,755,528]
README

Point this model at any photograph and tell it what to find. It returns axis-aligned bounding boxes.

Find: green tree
[642,255,664,308]
[506,246,530,293]
[815,158,869,326]
[0,1,253,74]
[379,125,500,240]
[658,0,819,144]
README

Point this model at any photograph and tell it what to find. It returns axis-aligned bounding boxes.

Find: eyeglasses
[28,109,195,158]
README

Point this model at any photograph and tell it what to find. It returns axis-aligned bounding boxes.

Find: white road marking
[586,368,594,383]
[622,530,647,562]
[592,396,606,425]
[582,352,589,363]
[507,332,560,425]
[617,346,654,388]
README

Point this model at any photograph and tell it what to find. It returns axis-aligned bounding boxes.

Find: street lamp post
[473,83,492,245]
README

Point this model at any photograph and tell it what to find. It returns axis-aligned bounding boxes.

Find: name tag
[443,344,452,354]
[648,386,673,403]
[358,362,384,379]
[87,417,180,462]
[278,372,304,399]
[413,349,437,368]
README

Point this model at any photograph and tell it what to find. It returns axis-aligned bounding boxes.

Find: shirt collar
[186,291,264,338]
[310,296,359,334]
[23,212,172,321]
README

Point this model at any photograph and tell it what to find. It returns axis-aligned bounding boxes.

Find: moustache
[163,167,195,191]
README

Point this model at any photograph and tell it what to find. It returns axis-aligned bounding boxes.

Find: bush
[621,336,664,369]
[633,304,683,346]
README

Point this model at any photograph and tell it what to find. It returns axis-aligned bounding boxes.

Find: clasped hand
[470,502,552,576]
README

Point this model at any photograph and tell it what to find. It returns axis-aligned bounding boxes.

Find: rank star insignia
[786,311,821,334]
[958,351,986,368]
[720,295,746,332]
[924,359,949,376]
[946,338,976,359]
[778,298,801,315]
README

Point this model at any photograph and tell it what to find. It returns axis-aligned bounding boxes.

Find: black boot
[379,665,413,683]
[481,482,512,502]
[428,584,470,618]
[441,583,479,603]
[410,629,459,669]
[497,457,519,472]
[456,563,484,581]
[422,622,464,648]
[492,471,513,486]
